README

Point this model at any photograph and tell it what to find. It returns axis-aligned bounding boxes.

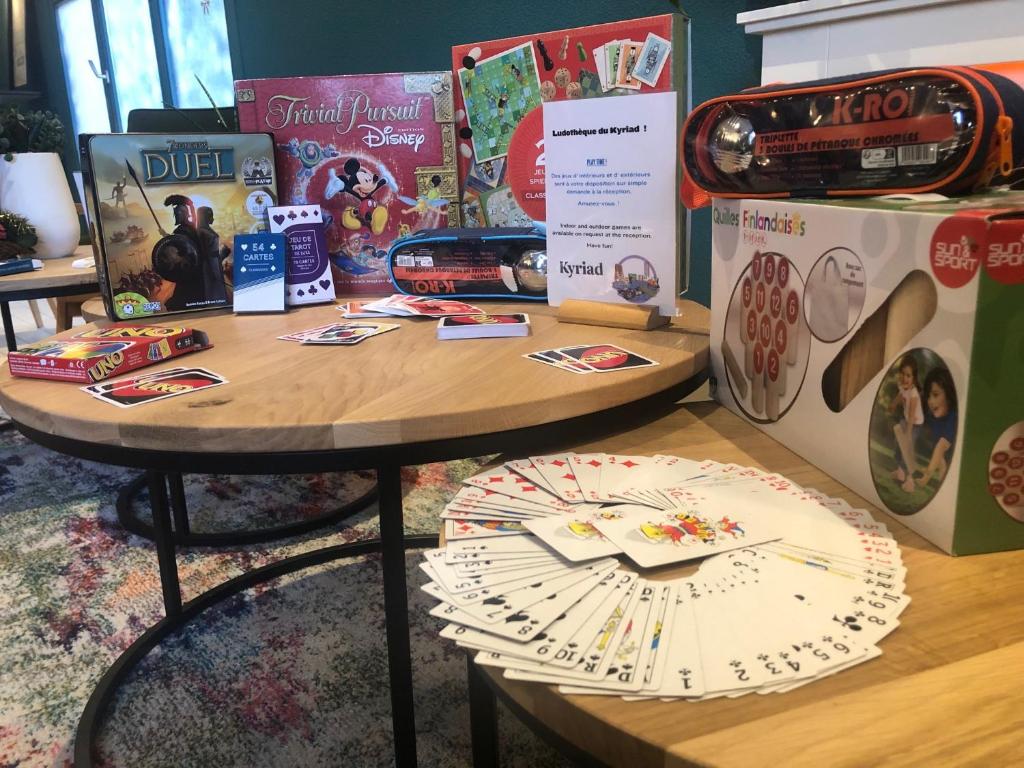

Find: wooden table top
[0,245,98,294]
[0,299,709,454]
[478,402,1024,768]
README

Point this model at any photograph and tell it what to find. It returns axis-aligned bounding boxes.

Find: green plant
[0,107,66,161]
[0,209,38,254]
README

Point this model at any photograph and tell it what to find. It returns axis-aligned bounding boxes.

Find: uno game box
[234,72,461,294]
[451,14,688,235]
[710,192,1024,554]
[80,133,279,321]
[7,325,211,384]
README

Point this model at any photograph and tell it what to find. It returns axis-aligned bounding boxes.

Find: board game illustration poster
[80,133,278,321]
[452,14,688,230]
[235,72,460,294]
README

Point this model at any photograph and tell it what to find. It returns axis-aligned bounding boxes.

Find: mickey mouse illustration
[325,158,389,235]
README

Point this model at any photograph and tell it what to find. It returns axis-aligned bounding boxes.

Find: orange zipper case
[680,62,1024,208]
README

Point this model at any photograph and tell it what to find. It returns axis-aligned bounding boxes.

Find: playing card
[632,32,672,88]
[528,454,585,502]
[557,581,671,693]
[300,322,399,345]
[429,562,618,641]
[445,536,552,559]
[400,297,485,317]
[443,519,527,540]
[437,314,530,340]
[592,503,783,569]
[503,459,560,496]
[91,368,227,408]
[595,454,657,503]
[338,300,391,318]
[462,467,572,510]
[524,351,592,374]
[524,505,624,561]
[278,322,351,342]
[81,366,190,395]
[440,570,627,663]
[449,485,565,515]
[569,453,606,502]
[556,344,659,373]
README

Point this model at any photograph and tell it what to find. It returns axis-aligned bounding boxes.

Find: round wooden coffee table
[0,299,710,768]
[0,245,99,350]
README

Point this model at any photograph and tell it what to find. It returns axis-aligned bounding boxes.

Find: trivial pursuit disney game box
[235,72,460,294]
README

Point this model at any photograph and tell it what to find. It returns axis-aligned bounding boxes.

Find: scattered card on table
[592,505,783,569]
[88,368,227,408]
[557,344,658,372]
[524,351,592,374]
[300,322,399,345]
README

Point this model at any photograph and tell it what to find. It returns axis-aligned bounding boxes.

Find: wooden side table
[465,402,1024,768]
[0,245,99,350]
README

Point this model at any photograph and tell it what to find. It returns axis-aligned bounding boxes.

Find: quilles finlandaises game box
[234,72,461,294]
[80,133,278,320]
[710,192,1024,555]
[451,14,688,230]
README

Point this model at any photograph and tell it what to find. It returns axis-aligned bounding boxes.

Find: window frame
[53,0,201,133]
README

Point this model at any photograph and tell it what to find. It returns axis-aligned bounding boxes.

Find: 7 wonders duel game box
[234,72,460,294]
[80,132,278,320]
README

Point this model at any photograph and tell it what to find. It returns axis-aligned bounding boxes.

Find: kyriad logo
[929,217,985,288]
[985,221,1024,285]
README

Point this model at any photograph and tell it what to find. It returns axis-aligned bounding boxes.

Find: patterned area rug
[0,426,571,767]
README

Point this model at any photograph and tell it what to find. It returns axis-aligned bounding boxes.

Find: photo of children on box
[869,348,958,515]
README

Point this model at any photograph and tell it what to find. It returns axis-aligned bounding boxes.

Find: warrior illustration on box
[110,175,128,211]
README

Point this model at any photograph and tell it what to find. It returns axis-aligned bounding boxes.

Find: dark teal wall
[224,0,775,306]
[29,0,775,305]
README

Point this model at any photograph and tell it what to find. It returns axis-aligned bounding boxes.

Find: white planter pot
[0,152,80,259]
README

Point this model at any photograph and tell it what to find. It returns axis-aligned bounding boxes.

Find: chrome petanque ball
[515,249,548,292]
[710,113,756,174]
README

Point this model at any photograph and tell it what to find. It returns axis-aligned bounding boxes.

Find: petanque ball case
[387,227,548,299]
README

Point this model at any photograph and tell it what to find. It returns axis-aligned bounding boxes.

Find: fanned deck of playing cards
[424,453,908,700]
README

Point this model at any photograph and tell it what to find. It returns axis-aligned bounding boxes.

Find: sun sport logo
[986,224,1024,285]
[929,216,985,288]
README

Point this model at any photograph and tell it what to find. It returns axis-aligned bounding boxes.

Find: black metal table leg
[1,300,16,352]
[146,469,182,617]
[378,463,417,768]
[468,654,500,768]
[167,472,191,537]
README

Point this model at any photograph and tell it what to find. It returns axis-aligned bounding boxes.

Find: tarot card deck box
[234,72,460,295]
[450,14,689,290]
[80,132,278,321]
[7,325,211,384]
[709,192,1024,554]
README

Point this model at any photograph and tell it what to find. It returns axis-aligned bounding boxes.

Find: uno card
[300,322,399,345]
[91,368,227,408]
[556,344,658,372]
[278,323,349,342]
[81,366,190,396]
[525,350,592,374]
[339,301,390,319]
[402,298,485,317]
